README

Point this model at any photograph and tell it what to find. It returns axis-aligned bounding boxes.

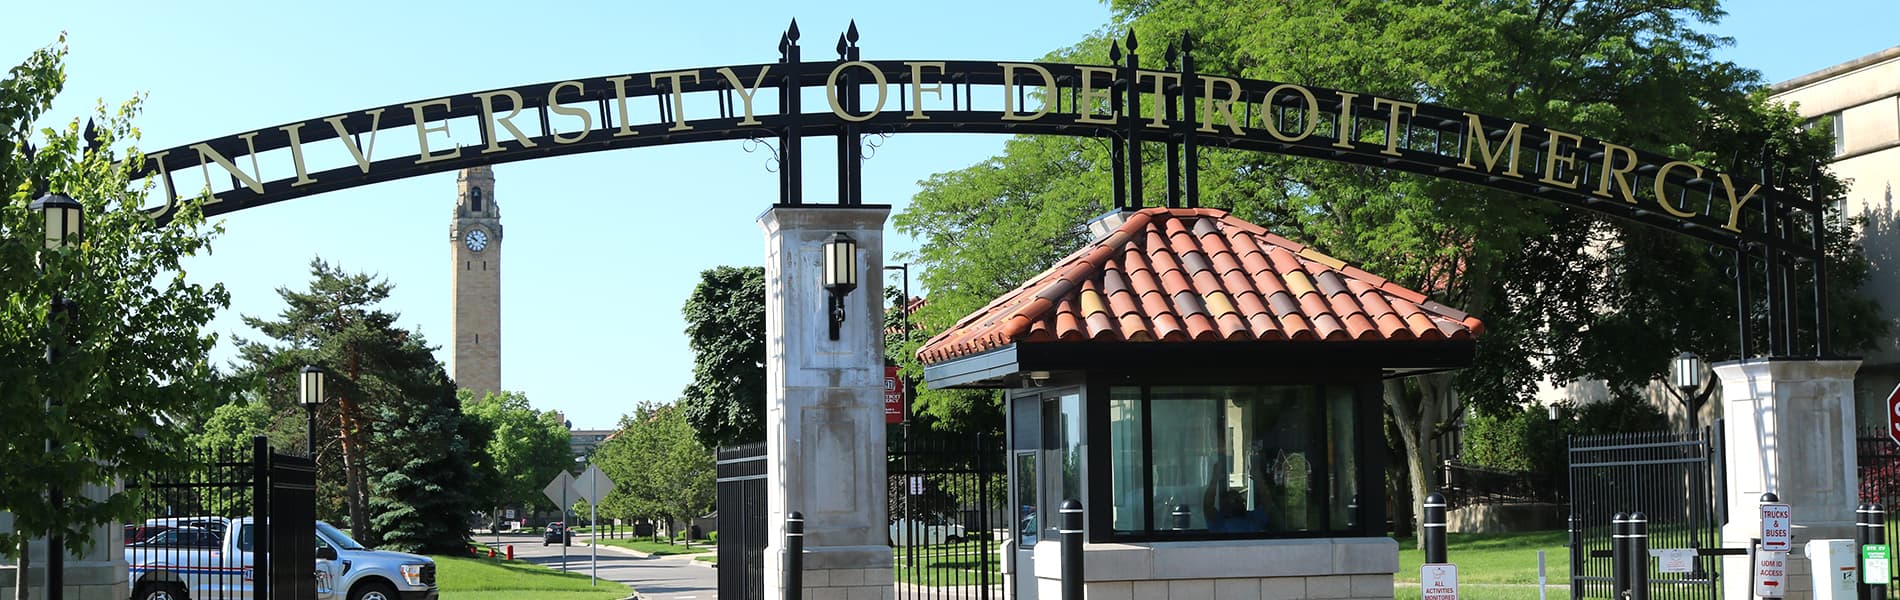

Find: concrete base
[1715,359,1861,600]
[1448,503,1567,534]
[1032,537,1397,600]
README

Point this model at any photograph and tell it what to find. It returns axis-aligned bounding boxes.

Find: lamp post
[882,263,913,562]
[32,191,83,600]
[823,232,858,340]
[299,365,326,456]
[1671,352,1705,432]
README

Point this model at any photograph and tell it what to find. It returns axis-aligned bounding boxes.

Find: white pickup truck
[126,517,438,600]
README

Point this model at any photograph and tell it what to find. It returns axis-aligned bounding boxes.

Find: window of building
[471,187,484,212]
[1107,384,1358,539]
[1831,111,1846,156]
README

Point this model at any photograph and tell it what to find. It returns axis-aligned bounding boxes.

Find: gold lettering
[826,61,890,123]
[716,67,771,126]
[1594,142,1640,204]
[1372,98,1418,156]
[191,133,264,194]
[405,98,462,164]
[547,81,593,144]
[475,89,539,153]
[1140,70,1181,128]
[1539,128,1584,189]
[1652,161,1703,218]
[1262,84,1319,142]
[1717,173,1763,233]
[1198,75,1244,135]
[279,123,317,187]
[998,63,1055,121]
[143,150,177,220]
[1458,113,1526,176]
[1332,92,1359,149]
[324,109,385,174]
[1075,66,1117,125]
[903,62,944,121]
[606,76,639,137]
[651,70,701,132]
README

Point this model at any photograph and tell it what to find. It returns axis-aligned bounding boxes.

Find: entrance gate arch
[128,20,1843,599]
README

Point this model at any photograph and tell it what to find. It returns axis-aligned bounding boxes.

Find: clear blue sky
[4,1,1895,429]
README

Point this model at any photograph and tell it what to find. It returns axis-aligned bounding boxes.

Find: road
[483,531,718,600]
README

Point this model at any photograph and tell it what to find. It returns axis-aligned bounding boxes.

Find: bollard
[1875,503,1889,599]
[1060,499,1084,600]
[1423,491,1448,564]
[1859,503,1874,600]
[785,512,804,600]
[1612,512,1631,597]
[1629,512,1649,600]
[1171,504,1191,531]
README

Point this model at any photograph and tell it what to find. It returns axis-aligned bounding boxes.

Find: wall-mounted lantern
[823,232,858,340]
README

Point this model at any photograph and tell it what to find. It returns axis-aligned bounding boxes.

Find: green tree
[679,266,766,448]
[461,390,573,519]
[368,370,480,554]
[235,259,478,547]
[896,0,1887,544]
[1,38,229,559]
[594,402,715,545]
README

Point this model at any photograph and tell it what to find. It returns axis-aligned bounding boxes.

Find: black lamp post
[31,191,82,600]
[300,365,326,456]
[882,263,913,561]
[1671,352,1705,432]
[823,232,859,340]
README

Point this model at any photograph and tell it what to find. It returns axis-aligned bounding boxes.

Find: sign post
[1761,503,1793,553]
[1887,384,1900,446]
[542,471,579,571]
[1422,564,1459,600]
[571,464,617,587]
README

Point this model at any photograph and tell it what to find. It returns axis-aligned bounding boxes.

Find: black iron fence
[887,430,1005,600]
[1442,460,1563,509]
[1568,430,1720,600]
[716,442,768,600]
[129,435,312,600]
[1857,428,1900,596]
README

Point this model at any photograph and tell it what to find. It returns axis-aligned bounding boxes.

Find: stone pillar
[759,206,895,600]
[0,481,132,600]
[1717,359,1861,600]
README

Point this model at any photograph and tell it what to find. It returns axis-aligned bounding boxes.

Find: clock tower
[451,166,502,399]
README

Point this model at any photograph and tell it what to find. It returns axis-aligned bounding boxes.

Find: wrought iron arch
[132,21,1830,358]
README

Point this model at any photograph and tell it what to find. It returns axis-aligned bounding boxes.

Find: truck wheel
[137,582,188,600]
[348,580,399,600]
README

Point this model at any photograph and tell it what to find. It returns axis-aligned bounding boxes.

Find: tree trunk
[15,533,28,600]
[337,395,371,542]
[1384,377,1441,550]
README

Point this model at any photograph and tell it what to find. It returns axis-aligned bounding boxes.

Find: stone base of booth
[1032,537,1396,600]
[766,544,895,600]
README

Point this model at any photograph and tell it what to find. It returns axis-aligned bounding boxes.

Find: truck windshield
[316,522,367,551]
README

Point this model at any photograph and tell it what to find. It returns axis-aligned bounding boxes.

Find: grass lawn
[431,555,630,600]
[1396,530,1570,584]
[595,537,713,556]
[894,541,1001,586]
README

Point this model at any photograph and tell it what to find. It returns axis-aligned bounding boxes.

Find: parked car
[889,518,967,546]
[126,516,437,600]
[543,522,572,546]
[123,524,174,545]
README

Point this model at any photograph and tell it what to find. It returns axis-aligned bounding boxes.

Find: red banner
[885,366,906,424]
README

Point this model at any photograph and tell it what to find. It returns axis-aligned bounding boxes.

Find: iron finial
[787,19,801,42]
[846,20,859,44]
[1108,41,1122,62]
[84,118,102,153]
[21,141,34,163]
[1165,42,1177,66]
[1181,32,1194,55]
[1125,30,1139,52]
[837,33,848,58]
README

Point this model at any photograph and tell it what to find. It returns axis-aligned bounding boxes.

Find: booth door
[1011,450,1039,600]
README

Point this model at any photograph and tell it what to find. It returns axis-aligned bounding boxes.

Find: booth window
[1108,384,1358,539]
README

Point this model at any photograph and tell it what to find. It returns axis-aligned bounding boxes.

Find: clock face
[464,229,489,252]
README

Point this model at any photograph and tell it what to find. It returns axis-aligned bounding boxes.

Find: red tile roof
[917,207,1483,365]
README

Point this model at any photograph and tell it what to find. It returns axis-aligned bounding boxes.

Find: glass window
[1040,392,1082,537]
[1109,384,1360,538]
[1014,452,1038,544]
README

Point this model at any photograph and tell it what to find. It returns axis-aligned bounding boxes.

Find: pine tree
[369,376,479,554]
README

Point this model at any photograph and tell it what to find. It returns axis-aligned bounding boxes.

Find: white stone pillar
[1717,359,1861,600]
[760,206,895,600]
[0,481,131,600]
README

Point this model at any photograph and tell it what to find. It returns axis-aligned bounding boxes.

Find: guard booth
[919,207,1480,599]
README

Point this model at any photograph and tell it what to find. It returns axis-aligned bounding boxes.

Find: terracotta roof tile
[916,208,1481,364]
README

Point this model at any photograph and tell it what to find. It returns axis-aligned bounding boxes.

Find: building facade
[451,166,503,399]
[1769,45,1900,426]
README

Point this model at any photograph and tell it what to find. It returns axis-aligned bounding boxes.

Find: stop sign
[1889,384,1900,446]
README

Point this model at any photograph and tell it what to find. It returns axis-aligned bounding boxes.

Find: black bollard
[1875,503,1889,599]
[1060,499,1084,600]
[1171,504,1191,531]
[785,512,803,600]
[1612,512,1631,598]
[1860,503,1874,600]
[1630,512,1650,600]
[1424,491,1448,564]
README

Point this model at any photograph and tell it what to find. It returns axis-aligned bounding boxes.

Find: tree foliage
[593,402,715,544]
[461,390,573,515]
[679,266,766,448]
[234,259,478,548]
[1,37,229,559]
